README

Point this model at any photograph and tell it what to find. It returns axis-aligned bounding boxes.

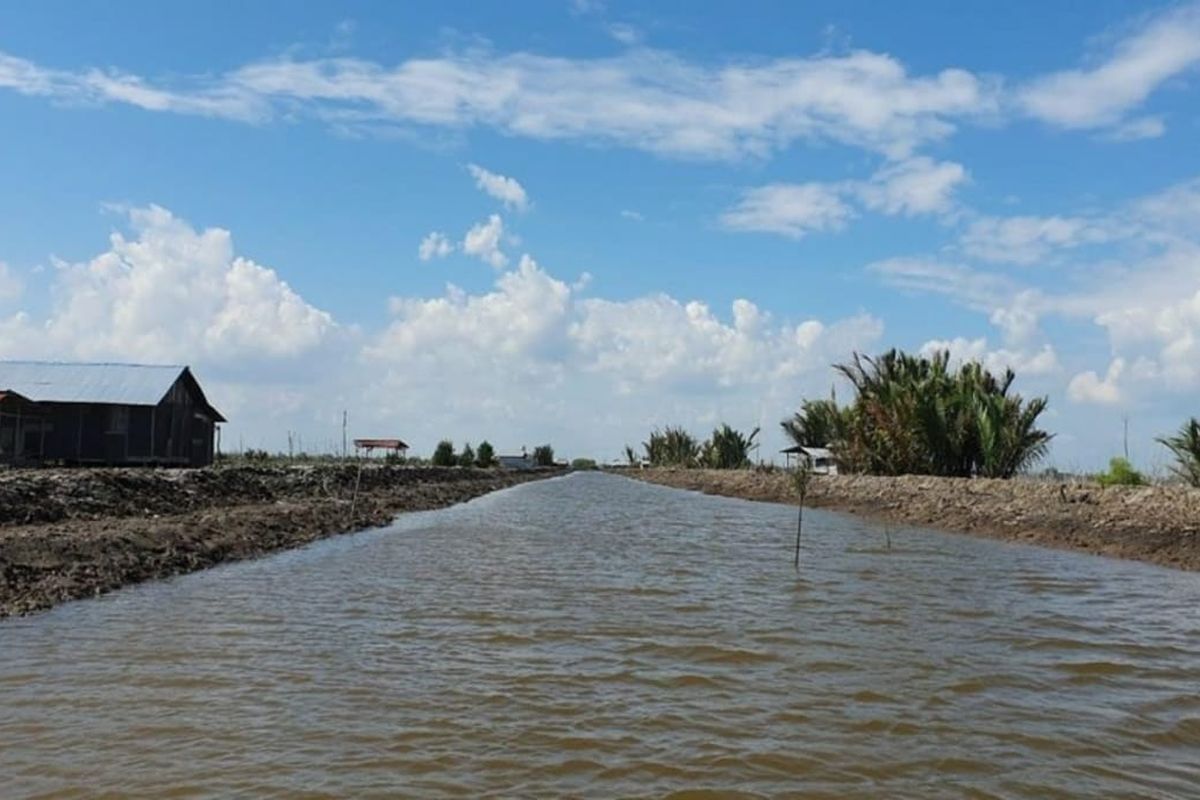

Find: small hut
[781,444,838,475]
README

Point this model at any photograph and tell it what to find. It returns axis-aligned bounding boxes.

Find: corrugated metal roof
[0,361,187,406]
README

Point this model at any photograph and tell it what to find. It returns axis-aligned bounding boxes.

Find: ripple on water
[1,472,1198,799]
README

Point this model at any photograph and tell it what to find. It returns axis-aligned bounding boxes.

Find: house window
[107,406,129,434]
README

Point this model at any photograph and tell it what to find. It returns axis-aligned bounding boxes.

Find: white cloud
[1018,3,1200,131]
[989,291,1043,345]
[462,214,509,269]
[0,45,996,160]
[620,209,644,221]
[466,164,529,211]
[1130,176,1200,235]
[0,52,263,121]
[1093,287,1200,388]
[606,23,642,46]
[960,214,1115,265]
[30,206,336,364]
[870,257,1016,309]
[418,231,454,261]
[855,156,967,216]
[0,262,22,303]
[920,336,1058,377]
[1106,115,1166,141]
[721,182,855,238]
[2,204,889,460]
[724,157,966,238]
[1068,358,1125,405]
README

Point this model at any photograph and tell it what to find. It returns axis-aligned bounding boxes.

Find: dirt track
[0,465,558,618]
[626,468,1200,572]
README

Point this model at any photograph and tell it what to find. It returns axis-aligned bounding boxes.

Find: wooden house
[0,361,225,467]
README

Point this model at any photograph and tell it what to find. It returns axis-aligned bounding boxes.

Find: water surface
[2,472,1199,798]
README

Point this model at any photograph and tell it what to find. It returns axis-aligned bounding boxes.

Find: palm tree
[643,427,700,467]
[701,424,760,469]
[783,349,1052,478]
[1157,418,1200,487]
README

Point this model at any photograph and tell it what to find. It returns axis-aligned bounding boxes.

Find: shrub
[1096,457,1146,487]
[571,457,598,470]
[476,440,496,468]
[431,439,456,467]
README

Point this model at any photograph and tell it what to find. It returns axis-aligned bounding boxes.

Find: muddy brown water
[2,472,1199,798]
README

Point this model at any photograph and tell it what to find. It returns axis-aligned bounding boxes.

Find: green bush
[571,457,598,470]
[532,444,555,466]
[1096,457,1146,487]
[431,439,456,467]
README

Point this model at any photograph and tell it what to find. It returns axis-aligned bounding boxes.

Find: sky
[1,0,1198,469]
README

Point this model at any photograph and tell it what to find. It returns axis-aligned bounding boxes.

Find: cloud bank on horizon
[0,1,1198,467]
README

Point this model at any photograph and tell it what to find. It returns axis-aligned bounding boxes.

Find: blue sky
[1,1,1199,469]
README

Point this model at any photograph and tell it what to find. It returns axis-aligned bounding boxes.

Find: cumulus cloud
[418,231,454,261]
[462,214,509,269]
[27,205,335,364]
[1068,358,1125,405]
[2,204,890,459]
[920,336,1058,377]
[466,164,529,211]
[361,248,884,456]
[1018,3,1200,131]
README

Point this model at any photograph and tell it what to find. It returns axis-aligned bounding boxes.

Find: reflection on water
[2,472,1199,798]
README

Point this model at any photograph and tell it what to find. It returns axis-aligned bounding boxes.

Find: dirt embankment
[626,468,1200,572]
[0,465,559,618]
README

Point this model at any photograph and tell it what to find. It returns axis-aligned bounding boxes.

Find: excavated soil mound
[0,465,558,617]
[626,468,1200,572]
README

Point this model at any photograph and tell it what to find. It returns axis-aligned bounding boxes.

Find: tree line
[430,440,555,468]
[782,349,1051,479]
[626,424,761,469]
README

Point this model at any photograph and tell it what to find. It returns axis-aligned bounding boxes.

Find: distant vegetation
[1095,457,1147,487]
[701,424,760,469]
[1157,418,1200,487]
[432,439,456,467]
[783,349,1052,479]
[532,444,555,466]
[571,457,598,470]
[476,440,497,468]
[457,443,476,467]
[631,424,760,469]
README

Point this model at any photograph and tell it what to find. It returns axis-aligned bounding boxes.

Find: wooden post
[791,462,812,570]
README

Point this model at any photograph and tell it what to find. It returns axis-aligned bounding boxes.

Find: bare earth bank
[624,468,1200,572]
[0,465,560,618]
